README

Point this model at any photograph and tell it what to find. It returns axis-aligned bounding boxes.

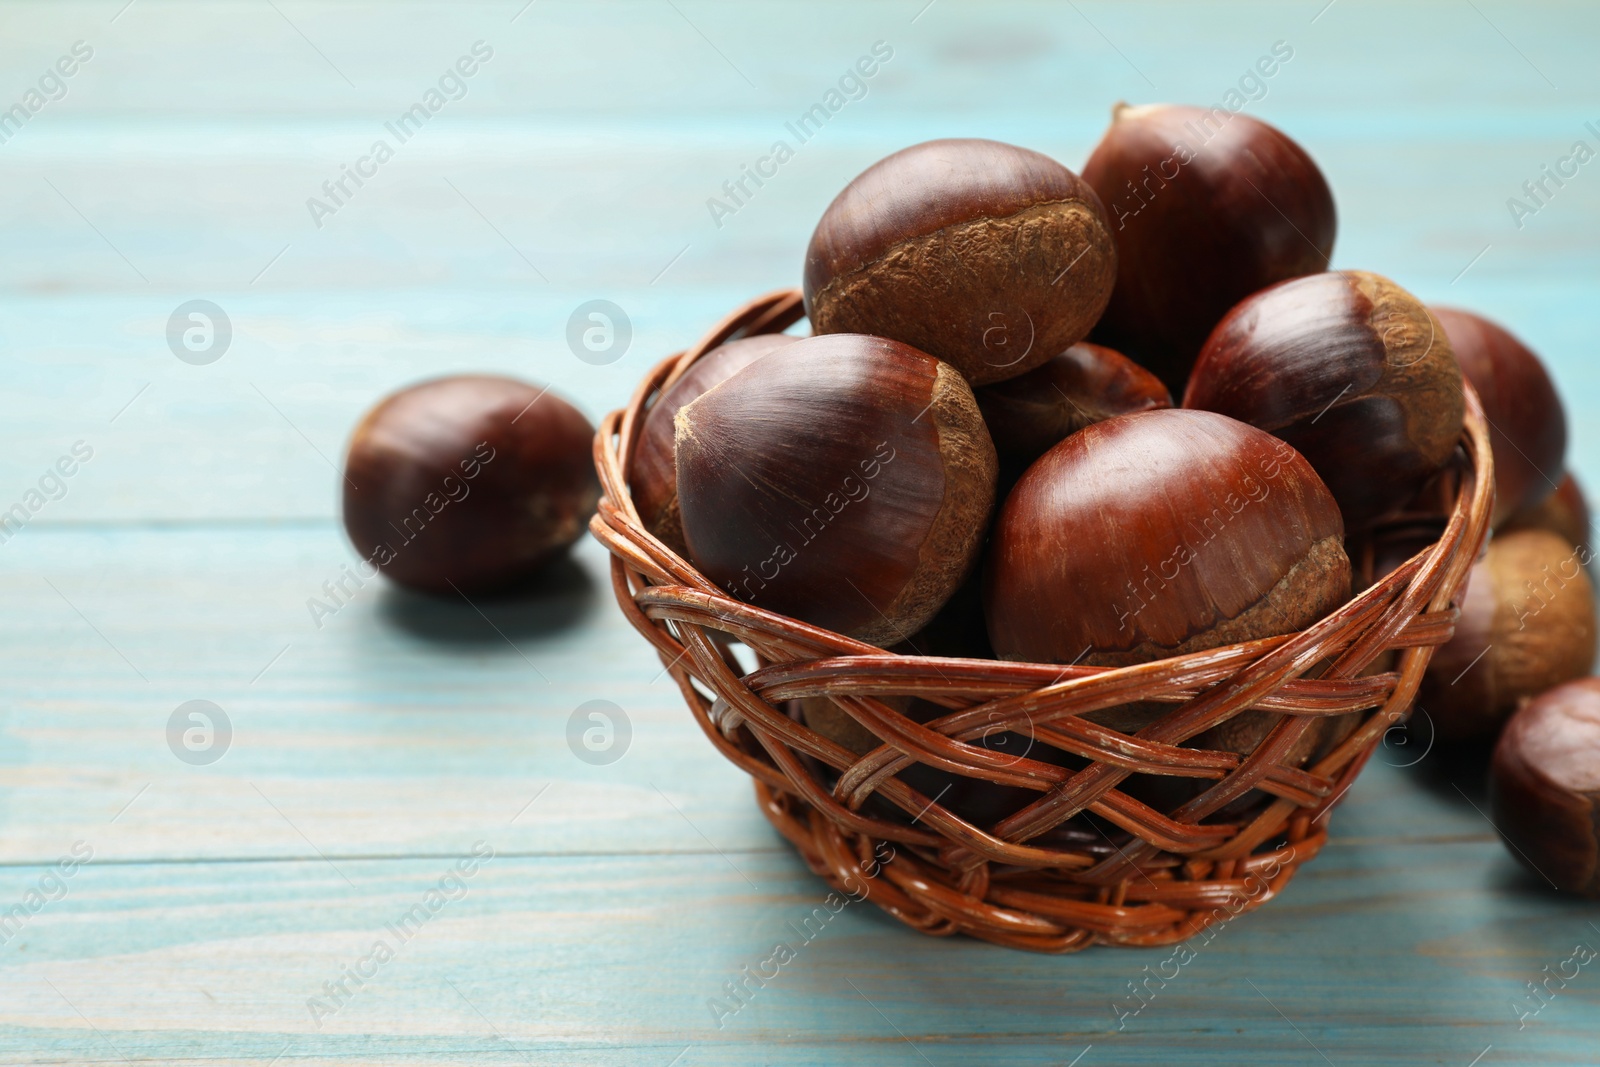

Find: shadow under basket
[590,288,1494,953]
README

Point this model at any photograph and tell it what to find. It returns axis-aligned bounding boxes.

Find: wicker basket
[590,288,1493,953]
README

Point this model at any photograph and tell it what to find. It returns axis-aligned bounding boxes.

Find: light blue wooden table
[2,1,1597,1063]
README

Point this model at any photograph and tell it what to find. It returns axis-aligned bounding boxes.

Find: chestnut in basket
[1490,678,1600,897]
[1432,306,1566,527]
[633,333,799,555]
[675,333,998,645]
[342,375,598,595]
[1504,472,1591,551]
[804,138,1116,386]
[985,409,1352,794]
[984,408,1350,666]
[1418,528,1596,741]
[975,342,1171,475]
[1184,271,1464,529]
[1082,103,1336,391]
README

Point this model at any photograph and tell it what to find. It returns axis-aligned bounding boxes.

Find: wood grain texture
[1,0,1598,1061]
[0,843,1597,1064]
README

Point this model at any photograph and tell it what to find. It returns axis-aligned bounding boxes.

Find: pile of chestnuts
[640,109,1598,892]
[331,103,1597,899]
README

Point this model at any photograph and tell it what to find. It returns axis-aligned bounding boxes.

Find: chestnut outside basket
[590,288,1494,953]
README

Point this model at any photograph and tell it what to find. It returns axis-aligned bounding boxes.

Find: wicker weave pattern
[590,289,1493,952]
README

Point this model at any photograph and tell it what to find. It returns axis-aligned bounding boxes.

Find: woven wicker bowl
[591,288,1493,953]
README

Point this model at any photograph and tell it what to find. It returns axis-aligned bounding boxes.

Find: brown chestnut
[1504,472,1591,551]
[1432,306,1566,527]
[675,334,998,645]
[1490,678,1600,897]
[1418,528,1596,741]
[342,375,599,594]
[975,341,1172,475]
[803,138,1116,386]
[984,408,1349,666]
[1082,103,1336,391]
[1184,270,1465,529]
[632,334,799,555]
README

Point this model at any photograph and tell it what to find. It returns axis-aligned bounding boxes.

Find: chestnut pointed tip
[670,401,697,449]
[1110,101,1166,123]
[1083,106,1337,389]
[634,333,801,552]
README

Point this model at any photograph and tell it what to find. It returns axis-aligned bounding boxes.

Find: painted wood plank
[0,841,1596,1065]
[0,530,793,863]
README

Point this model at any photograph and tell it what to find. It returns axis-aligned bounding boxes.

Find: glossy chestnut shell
[342,375,598,594]
[1184,270,1464,529]
[975,341,1171,475]
[1418,528,1596,741]
[675,333,998,645]
[1083,103,1336,391]
[633,333,799,554]
[984,407,1350,666]
[804,138,1116,386]
[1432,306,1566,527]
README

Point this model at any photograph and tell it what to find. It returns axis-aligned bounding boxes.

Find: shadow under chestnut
[377,554,598,646]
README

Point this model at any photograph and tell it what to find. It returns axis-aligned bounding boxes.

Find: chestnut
[1431,306,1567,527]
[1184,270,1465,529]
[975,341,1172,475]
[675,333,998,645]
[1418,528,1596,741]
[803,138,1116,386]
[1504,472,1591,551]
[1490,678,1600,897]
[1082,103,1336,391]
[984,408,1350,666]
[342,375,598,595]
[632,333,799,555]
